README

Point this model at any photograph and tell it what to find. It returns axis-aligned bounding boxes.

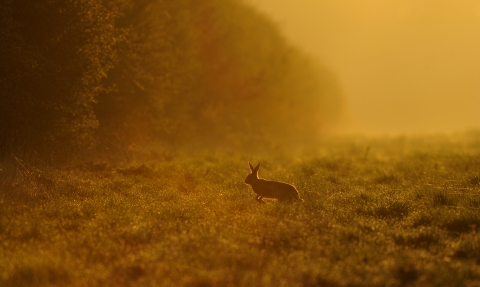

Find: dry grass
[1,132,480,286]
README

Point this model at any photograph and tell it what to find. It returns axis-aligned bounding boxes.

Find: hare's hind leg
[256,195,265,204]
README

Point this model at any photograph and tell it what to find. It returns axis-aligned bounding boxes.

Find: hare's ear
[254,163,260,172]
[249,162,254,172]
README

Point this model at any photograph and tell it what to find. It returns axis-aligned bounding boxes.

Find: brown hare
[245,162,301,203]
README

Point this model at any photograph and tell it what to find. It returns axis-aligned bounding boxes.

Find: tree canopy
[0,0,344,161]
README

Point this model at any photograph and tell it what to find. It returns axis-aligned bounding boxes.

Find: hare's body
[245,162,300,203]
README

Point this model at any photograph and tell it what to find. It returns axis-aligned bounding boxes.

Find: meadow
[1,131,480,287]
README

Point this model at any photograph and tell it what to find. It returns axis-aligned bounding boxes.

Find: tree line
[0,0,344,161]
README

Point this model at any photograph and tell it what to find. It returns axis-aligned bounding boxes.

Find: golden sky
[250,0,480,133]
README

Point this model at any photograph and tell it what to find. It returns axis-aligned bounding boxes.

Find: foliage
[0,0,344,160]
[0,0,126,157]
[1,132,480,286]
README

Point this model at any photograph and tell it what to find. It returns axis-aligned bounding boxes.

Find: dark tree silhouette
[0,0,344,162]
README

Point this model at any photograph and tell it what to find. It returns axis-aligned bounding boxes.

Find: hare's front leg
[256,195,265,204]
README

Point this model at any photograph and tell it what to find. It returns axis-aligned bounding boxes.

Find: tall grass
[1,132,480,286]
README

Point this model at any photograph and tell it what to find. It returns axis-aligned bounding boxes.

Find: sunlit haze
[250,0,480,134]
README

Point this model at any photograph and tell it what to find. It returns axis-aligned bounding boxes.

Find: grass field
[1,132,480,286]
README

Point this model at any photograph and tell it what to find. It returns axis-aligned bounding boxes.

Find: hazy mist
[250,0,480,134]
[1,0,348,160]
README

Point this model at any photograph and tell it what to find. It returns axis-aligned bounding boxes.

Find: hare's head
[245,162,260,185]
